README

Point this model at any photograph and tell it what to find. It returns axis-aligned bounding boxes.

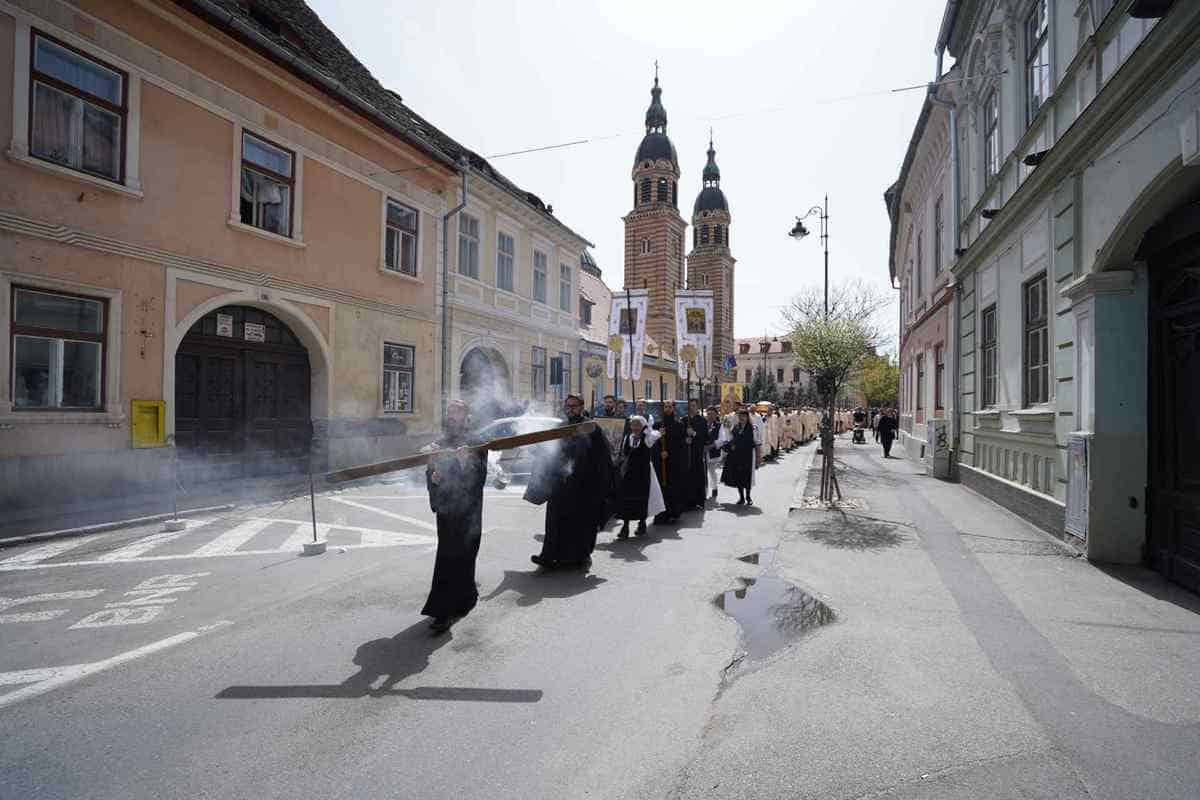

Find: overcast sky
[308,0,948,347]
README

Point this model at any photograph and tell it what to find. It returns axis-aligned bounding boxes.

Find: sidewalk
[673,437,1200,800]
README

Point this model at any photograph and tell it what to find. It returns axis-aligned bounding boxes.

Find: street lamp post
[789,195,830,319]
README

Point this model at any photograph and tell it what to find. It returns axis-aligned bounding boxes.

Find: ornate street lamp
[790,196,830,319]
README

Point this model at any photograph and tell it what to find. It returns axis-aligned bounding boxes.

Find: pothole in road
[716,550,836,661]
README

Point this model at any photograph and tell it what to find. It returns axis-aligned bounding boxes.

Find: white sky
[308,0,947,346]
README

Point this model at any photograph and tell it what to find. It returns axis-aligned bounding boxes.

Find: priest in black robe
[423,400,488,634]
[650,402,689,523]
[526,395,613,570]
[684,399,709,510]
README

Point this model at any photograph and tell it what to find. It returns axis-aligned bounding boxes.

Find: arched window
[700,225,710,245]
[641,239,652,254]
[656,177,669,202]
[671,182,678,208]
[714,225,723,245]
[693,228,698,248]
[633,184,638,208]
[639,178,652,205]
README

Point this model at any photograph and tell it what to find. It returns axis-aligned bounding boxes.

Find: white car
[473,416,564,487]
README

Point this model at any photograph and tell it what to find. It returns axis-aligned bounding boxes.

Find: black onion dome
[702,140,720,182]
[635,132,678,165]
[645,78,667,130]
[694,186,729,214]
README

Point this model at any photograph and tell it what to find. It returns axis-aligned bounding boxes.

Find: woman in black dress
[721,409,758,506]
[615,416,664,538]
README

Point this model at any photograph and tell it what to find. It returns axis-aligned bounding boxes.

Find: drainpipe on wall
[441,162,469,424]
[928,47,963,471]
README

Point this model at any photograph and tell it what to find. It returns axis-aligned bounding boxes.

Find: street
[2,437,1198,799]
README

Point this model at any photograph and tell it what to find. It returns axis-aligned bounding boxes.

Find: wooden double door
[174,307,311,485]
[1147,206,1200,594]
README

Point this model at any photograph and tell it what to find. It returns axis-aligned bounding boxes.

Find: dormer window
[739,343,750,354]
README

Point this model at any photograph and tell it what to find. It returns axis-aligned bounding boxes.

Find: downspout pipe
[441,164,469,423]
[928,46,963,471]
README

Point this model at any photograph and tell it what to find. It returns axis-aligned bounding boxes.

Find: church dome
[635,131,678,166]
[694,186,729,214]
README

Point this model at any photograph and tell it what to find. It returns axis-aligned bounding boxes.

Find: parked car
[473,415,563,487]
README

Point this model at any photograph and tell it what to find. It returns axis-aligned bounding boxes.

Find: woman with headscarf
[423,399,488,634]
[721,408,759,506]
[614,416,666,539]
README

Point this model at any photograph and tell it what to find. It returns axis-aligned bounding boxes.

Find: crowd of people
[418,395,902,633]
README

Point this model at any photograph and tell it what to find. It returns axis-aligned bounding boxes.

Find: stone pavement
[673,437,1200,800]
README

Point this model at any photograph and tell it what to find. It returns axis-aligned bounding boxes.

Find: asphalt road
[0,443,811,800]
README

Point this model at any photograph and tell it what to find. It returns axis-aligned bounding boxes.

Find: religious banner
[720,382,745,415]
[674,289,714,381]
[607,288,649,382]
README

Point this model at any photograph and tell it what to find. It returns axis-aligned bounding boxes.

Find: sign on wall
[674,290,714,381]
[608,289,648,382]
[215,313,234,338]
[243,322,266,343]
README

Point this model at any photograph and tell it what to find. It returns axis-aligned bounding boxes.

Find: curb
[0,505,237,549]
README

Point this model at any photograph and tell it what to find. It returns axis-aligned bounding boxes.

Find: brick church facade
[621,75,735,380]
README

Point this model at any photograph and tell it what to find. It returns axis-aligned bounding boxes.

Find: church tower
[623,72,687,357]
[686,135,736,380]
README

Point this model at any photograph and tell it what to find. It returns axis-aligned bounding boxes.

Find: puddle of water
[715,575,835,660]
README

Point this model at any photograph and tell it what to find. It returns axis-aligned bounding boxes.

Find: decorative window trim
[380,340,416,414]
[227,122,304,244]
[8,20,143,194]
[532,248,548,304]
[0,270,123,422]
[457,211,480,280]
[1022,271,1050,407]
[382,196,421,279]
[980,304,999,408]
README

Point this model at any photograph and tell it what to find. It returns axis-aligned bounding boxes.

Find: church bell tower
[622,70,687,357]
[686,134,736,381]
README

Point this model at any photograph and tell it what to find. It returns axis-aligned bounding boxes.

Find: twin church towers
[622,73,736,382]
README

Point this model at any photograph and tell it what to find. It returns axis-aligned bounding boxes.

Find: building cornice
[0,211,435,323]
[1060,269,1136,303]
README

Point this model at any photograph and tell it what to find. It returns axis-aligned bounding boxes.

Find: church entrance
[1145,202,1200,594]
[460,347,511,424]
[174,306,311,484]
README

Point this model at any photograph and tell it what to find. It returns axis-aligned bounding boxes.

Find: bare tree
[779,279,892,349]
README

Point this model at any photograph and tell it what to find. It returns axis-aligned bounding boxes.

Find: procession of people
[418,392,892,634]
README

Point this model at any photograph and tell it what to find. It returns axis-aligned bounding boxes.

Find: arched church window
[700,225,710,245]
[671,182,678,208]
[657,177,669,202]
[639,178,652,205]
[634,184,638,208]
[641,239,652,255]
[693,228,698,248]
[714,225,723,245]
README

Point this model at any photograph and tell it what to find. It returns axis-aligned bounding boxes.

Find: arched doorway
[1143,201,1200,593]
[460,347,511,423]
[174,305,311,483]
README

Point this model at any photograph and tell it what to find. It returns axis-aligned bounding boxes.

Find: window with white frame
[792,367,801,384]
[533,250,548,303]
[550,352,571,401]
[1023,273,1049,406]
[11,287,106,410]
[1025,0,1050,125]
[981,305,998,408]
[579,298,593,326]
[559,263,572,312]
[385,200,418,276]
[776,368,784,383]
[935,345,945,409]
[984,89,1000,182]
[382,342,414,413]
[30,33,126,183]
[497,232,515,291]
[915,354,925,411]
[240,132,294,237]
[916,232,924,297]
[645,380,653,399]
[457,212,479,279]
[934,196,944,274]
[531,346,546,399]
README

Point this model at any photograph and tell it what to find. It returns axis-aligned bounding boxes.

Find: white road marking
[0,537,102,565]
[0,590,104,624]
[69,606,164,629]
[191,518,274,557]
[93,520,216,562]
[328,497,437,531]
[0,621,234,710]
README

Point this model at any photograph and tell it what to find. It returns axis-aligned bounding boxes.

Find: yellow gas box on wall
[131,400,165,448]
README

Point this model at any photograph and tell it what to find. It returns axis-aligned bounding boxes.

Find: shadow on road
[790,510,905,551]
[715,502,763,517]
[481,569,606,606]
[215,620,543,702]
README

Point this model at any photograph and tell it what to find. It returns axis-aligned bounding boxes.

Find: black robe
[616,434,654,521]
[721,423,757,490]
[684,414,709,508]
[422,438,487,619]
[526,422,614,566]
[651,415,689,519]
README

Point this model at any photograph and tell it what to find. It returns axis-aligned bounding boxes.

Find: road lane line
[93,520,216,562]
[280,521,329,551]
[0,590,105,624]
[0,538,103,565]
[191,519,275,557]
[0,620,234,710]
[328,497,437,531]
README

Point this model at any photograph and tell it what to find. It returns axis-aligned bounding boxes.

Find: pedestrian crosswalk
[0,516,435,571]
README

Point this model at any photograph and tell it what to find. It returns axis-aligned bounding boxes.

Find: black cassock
[684,414,709,508]
[651,416,689,519]
[525,423,614,566]
[616,434,654,520]
[721,422,757,490]
[422,440,487,619]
